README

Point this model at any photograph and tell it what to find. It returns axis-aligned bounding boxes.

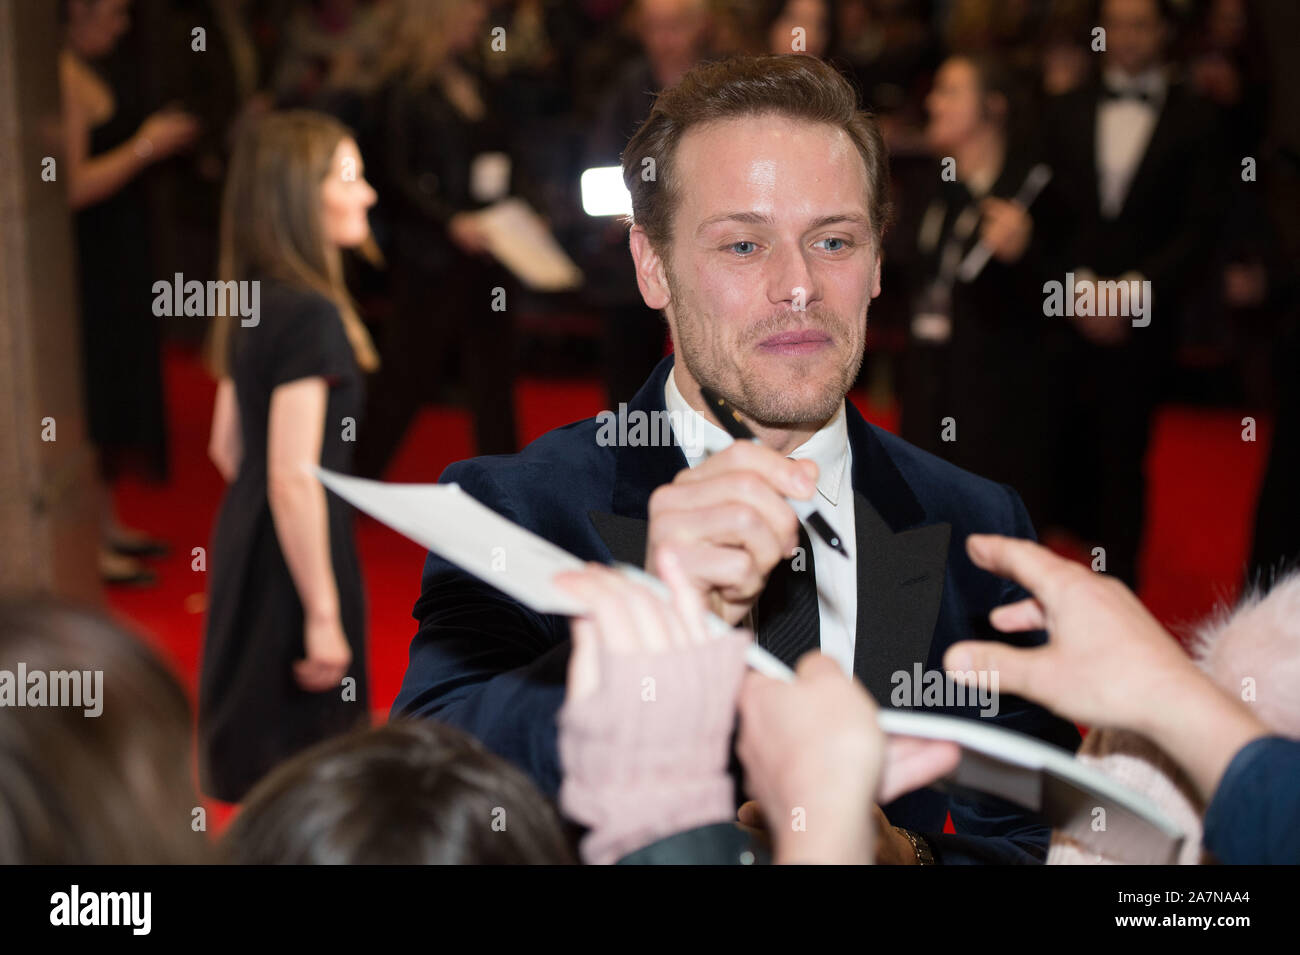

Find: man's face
[1102,0,1166,76]
[638,0,707,67]
[926,58,986,153]
[633,113,881,429]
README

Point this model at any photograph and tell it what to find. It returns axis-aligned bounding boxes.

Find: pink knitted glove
[557,632,750,864]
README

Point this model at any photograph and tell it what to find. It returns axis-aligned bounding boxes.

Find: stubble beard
[665,266,866,429]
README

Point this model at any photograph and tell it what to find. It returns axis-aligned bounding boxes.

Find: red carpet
[105,346,1271,828]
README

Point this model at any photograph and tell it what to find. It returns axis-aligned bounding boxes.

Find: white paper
[468,197,583,291]
[315,468,588,615]
[316,468,753,638]
[877,710,1185,862]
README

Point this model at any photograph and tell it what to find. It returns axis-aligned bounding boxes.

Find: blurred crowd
[28,0,1300,867]
[62,0,1299,592]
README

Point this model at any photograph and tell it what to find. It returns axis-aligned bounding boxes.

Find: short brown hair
[622,55,892,252]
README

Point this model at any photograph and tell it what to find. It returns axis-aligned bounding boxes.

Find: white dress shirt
[664,368,859,675]
[1095,66,1167,219]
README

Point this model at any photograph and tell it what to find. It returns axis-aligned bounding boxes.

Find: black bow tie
[1102,83,1155,105]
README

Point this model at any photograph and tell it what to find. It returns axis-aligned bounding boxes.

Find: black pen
[698,385,849,559]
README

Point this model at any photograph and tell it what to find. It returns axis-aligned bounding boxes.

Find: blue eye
[817,237,850,252]
[728,241,757,255]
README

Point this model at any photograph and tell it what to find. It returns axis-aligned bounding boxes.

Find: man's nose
[764,243,820,309]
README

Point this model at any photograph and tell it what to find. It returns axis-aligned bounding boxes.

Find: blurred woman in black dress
[898,53,1051,527]
[354,0,519,476]
[200,111,378,803]
[60,0,199,584]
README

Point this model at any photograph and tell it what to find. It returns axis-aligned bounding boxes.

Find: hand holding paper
[315,467,1188,862]
[464,198,583,291]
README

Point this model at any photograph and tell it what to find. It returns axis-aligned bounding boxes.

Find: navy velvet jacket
[392,356,1082,864]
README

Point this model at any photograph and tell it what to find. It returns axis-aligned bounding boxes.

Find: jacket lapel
[1081,86,1102,220]
[1116,83,1180,222]
[850,492,951,703]
[589,511,649,566]
[589,355,684,563]
[844,403,951,703]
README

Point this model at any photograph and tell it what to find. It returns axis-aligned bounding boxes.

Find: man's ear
[629,225,671,310]
[870,250,883,299]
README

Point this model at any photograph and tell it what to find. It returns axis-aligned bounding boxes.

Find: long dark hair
[207,110,379,377]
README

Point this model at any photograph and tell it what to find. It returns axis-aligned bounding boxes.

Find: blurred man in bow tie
[1036,0,1227,589]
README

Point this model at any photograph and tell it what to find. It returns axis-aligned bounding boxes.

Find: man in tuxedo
[393,54,1079,864]
[1036,0,1225,587]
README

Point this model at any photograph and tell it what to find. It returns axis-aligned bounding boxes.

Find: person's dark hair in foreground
[0,600,206,864]
[223,720,575,864]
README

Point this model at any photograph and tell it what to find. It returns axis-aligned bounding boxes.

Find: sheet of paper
[878,710,1185,863]
[315,468,587,616]
[316,468,746,638]
[468,197,584,291]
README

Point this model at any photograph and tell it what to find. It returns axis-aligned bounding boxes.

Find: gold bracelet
[896,827,935,865]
